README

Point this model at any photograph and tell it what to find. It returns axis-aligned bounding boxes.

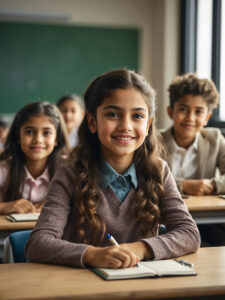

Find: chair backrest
[159,224,166,235]
[9,230,32,263]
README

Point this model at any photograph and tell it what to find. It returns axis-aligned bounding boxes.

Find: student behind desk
[57,94,85,148]
[26,69,200,269]
[0,115,11,151]
[0,101,69,215]
[161,73,225,196]
[160,73,225,245]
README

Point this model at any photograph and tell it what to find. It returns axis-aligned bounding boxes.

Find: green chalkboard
[0,21,139,113]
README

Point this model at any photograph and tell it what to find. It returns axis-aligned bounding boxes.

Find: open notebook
[6,212,40,222]
[93,259,196,280]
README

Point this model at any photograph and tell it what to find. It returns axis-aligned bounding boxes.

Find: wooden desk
[0,215,36,232]
[0,247,225,300]
[184,195,225,224]
[0,215,36,245]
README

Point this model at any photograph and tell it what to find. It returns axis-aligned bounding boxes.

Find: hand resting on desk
[0,198,42,215]
[182,179,215,196]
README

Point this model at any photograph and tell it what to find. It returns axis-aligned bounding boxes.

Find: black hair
[0,101,70,202]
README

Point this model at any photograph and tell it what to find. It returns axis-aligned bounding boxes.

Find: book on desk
[6,212,40,222]
[93,259,197,280]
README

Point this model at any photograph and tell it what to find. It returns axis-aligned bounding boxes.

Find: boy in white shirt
[161,73,225,195]
[161,73,225,246]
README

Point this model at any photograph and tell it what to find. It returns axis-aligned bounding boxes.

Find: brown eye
[133,113,144,119]
[106,112,119,118]
[196,110,204,114]
[25,130,34,135]
[43,131,52,136]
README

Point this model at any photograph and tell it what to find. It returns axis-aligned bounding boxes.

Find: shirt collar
[171,128,199,152]
[100,157,137,189]
[24,166,49,183]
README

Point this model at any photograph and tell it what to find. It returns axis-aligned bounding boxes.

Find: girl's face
[87,88,150,171]
[19,115,58,168]
[59,99,84,133]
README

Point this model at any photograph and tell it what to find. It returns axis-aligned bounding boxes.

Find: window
[180,0,225,131]
[196,0,213,79]
[220,0,225,120]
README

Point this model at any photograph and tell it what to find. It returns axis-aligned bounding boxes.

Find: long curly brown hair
[70,69,165,245]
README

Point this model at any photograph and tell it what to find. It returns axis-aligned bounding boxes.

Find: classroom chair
[3,230,32,263]
[159,224,166,235]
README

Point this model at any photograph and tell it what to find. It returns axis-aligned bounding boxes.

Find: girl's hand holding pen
[107,231,153,261]
[83,235,139,269]
[107,234,153,262]
[83,246,139,268]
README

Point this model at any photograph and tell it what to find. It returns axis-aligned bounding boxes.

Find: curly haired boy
[161,73,225,196]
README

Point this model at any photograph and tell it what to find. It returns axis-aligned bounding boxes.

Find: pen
[106,233,139,267]
[174,259,194,268]
[181,194,190,199]
[106,233,119,246]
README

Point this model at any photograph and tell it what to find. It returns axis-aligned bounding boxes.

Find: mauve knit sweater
[25,162,200,267]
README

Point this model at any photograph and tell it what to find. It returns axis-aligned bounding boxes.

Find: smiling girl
[0,102,69,215]
[57,94,85,147]
[26,69,200,268]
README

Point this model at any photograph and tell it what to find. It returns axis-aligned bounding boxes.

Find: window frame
[180,0,225,133]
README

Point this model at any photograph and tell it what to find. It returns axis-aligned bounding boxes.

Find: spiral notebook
[6,212,40,222]
[93,259,196,280]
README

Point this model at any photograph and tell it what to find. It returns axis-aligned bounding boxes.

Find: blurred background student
[57,94,85,148]
[0,115,11,151]
[0,101,69,261]
[161,73,225,196]
[160,73,225,246]
[0,101,69,215]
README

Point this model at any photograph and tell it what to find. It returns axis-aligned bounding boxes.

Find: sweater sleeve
[213,130,225,194]
[142,162,201,260]
[25,164,91,267]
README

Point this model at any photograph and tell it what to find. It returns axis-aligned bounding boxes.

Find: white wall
[0,0,179,129]
[151,0,180,128]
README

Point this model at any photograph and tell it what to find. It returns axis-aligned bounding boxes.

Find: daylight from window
[196,0,212,79]
[220,0,225,120]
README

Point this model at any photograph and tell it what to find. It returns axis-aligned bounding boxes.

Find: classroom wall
[0,0,179,129]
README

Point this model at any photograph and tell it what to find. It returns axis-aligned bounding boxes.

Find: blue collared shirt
[100,158,138,201]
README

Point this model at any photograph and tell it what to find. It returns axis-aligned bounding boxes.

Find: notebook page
[143,260,194,275]
[95,263,155,280]
[7,212,40,221]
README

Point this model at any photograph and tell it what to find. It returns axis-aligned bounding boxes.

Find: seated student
[161,73,225,246]
[0,101,69,215]
[25,69,200,268]
[161,73,225,196]
[57,94,85,147]
[0,115,11,151]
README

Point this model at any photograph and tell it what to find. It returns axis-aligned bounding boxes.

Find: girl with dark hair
[0,101,69,215]
[26,70,200,268]
[57,94,85,147]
